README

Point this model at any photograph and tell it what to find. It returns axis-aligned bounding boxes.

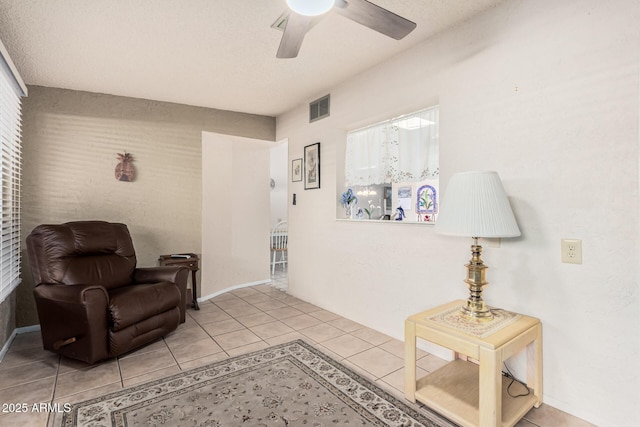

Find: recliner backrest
[27,221,137,290]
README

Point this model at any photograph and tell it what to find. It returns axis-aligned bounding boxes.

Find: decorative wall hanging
[417,184,438,223]
[292,158,302,182]
[416,185,438,214]
[398,186,412,211]
[115,152,135,182]
[304,143,320,190]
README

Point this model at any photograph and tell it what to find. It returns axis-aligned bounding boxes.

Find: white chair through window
[270,221,288,274]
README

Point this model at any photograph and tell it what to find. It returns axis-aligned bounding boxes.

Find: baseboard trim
[0,324,41,363]
[0,329,17,363]
[198,279,272,303]
[539,394,602,427]
[17,324,41,334]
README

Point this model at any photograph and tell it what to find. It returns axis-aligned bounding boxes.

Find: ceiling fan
[276,0,417,58]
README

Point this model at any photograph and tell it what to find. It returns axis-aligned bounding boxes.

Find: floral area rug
[56,340,456,426]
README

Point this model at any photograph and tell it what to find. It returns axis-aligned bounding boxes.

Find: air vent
[310,94,330,123]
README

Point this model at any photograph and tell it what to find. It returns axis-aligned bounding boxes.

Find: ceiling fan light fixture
[286,0,335,16]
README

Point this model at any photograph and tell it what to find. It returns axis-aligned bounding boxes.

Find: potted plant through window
[340,188,358,219]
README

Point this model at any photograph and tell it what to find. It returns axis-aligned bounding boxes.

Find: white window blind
[345,106,439,186]
[0,40,26,304]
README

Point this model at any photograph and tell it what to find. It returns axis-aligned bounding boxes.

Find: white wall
[276,0,639,425]
[270,140,288,227]
[201,132,271,298]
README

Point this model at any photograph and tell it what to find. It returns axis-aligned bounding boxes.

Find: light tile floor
[0,269,593,427]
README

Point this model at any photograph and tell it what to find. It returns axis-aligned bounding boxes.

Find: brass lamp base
[461,238,493,320]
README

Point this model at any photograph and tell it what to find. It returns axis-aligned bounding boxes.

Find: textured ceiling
[0,0,503,116]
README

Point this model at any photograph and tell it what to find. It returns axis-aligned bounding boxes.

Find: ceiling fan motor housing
[277,0,417,59]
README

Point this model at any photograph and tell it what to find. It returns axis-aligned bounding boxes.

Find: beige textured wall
[16,86,275,328]
[0,292,16,353]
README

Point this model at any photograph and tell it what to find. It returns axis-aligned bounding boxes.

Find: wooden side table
[159,253,200,310]
[405,300,542,427]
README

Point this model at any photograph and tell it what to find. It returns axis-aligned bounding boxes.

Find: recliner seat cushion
[108,282,180,331]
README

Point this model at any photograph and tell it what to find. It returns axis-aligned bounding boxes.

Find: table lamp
[434,171,521,320]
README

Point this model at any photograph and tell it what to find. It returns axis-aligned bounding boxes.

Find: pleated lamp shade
[434,171,521,238]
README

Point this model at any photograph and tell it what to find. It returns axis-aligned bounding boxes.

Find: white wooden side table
[404,300,543,427]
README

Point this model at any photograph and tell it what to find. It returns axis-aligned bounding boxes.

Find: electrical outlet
[561,239,582,264]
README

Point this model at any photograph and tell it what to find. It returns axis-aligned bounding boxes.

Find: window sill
[335,218,435,226]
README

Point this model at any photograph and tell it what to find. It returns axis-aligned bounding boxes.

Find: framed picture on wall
[292,158,302,182]
[304,142,320,190]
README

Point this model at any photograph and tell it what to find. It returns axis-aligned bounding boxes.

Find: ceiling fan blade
[277,12,313,58]
[334,0,416,40]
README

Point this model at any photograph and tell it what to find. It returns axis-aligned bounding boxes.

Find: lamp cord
[502,362,531,398]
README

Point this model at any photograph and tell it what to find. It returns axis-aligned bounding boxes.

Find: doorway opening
[270,139,288,290]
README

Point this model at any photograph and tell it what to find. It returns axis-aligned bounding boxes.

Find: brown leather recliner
[26,221,189,364]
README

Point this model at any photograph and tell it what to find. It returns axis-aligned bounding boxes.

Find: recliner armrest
[35,283,109,304]
[134,266,189,284]
[134,266,190,323]
[34,283,110,364]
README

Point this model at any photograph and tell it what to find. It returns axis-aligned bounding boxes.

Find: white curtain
[345,107,439,186]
